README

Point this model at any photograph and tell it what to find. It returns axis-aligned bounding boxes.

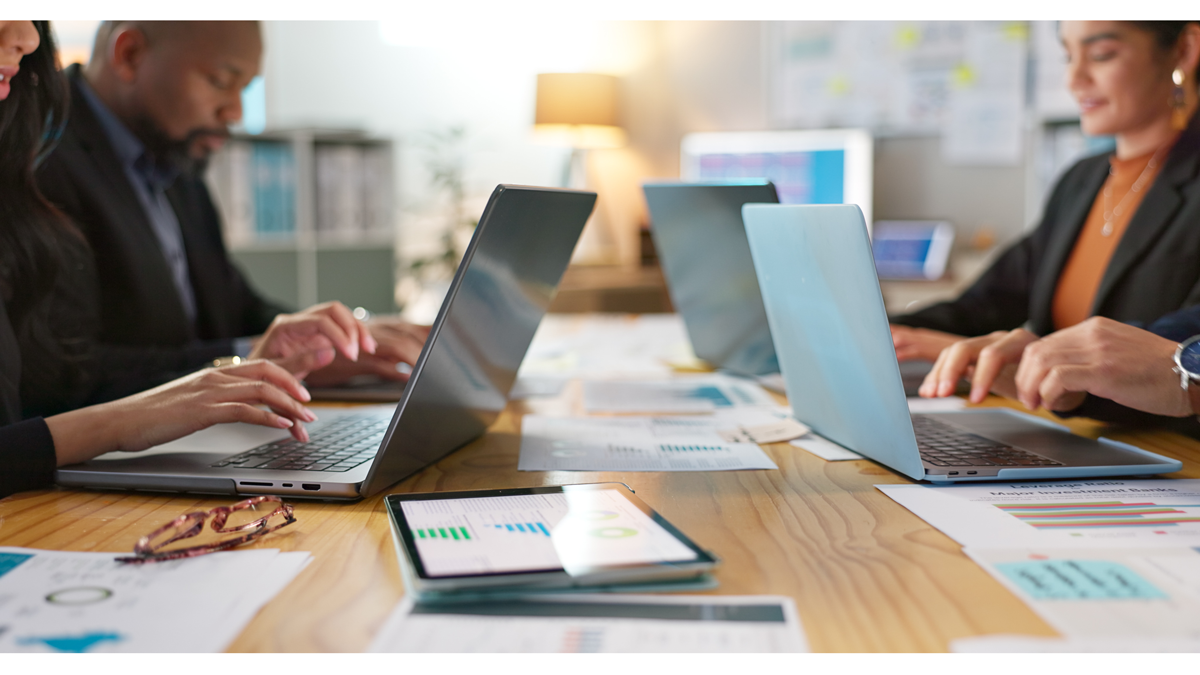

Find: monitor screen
[680,129,873,229]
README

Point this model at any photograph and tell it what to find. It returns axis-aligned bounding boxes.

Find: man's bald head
[85,21,262,167]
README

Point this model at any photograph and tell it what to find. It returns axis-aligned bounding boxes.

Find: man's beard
[128,114,228,177]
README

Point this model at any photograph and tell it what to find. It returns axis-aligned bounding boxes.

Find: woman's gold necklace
[1101,142,1170,236]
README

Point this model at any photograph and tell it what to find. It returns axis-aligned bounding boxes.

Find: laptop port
[302,484,321,491]
[239,481,272,487]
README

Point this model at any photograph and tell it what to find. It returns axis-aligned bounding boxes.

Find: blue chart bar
[659,445,727,452]
[493,522,552,537]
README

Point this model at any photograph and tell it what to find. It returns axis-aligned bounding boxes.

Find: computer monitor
[680,129,873,230]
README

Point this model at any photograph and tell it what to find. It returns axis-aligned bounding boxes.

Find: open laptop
[644,181,780,380]
[57,185,597,499]
[644,181,932,394]
[742,203,1183,483]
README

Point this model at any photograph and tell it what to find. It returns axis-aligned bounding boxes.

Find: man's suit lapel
[167,180,226,340]
[63,66,195,341]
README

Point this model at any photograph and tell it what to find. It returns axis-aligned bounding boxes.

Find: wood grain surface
[1,387,1195,653]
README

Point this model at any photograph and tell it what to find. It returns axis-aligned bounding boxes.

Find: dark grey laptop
[57,185,597,499]
[643,181,781,378]
[743,203,1183,483]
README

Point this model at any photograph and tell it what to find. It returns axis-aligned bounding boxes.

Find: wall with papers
[770,21,1031,167]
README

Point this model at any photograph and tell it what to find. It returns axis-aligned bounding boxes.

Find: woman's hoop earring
[1173,68,1189,130]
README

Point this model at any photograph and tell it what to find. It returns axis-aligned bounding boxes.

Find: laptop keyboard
[211,414,389,472]
[912,416,1063,468]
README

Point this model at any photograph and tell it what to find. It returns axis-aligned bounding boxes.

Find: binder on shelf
[207,130,394,248]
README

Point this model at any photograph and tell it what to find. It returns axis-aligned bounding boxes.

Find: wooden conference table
[2,365,1199,652]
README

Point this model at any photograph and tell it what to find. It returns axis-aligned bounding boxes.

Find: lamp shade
[534,73,626,149]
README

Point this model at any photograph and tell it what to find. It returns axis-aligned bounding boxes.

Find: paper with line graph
[877,479,1200,549]
[518,413,778,472]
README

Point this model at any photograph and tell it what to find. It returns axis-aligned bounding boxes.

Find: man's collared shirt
[76,79,199,328]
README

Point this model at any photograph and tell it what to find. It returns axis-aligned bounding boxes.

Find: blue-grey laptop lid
[643,181,780,376]
[742,203,925,480]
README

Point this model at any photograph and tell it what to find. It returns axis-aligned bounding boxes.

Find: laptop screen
[644,182,780,377]
[361,186,596,496]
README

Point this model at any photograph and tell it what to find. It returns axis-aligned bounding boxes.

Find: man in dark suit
[37,21,425,392]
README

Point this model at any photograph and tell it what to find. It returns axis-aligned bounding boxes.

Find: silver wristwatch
[1172,335,1200,413]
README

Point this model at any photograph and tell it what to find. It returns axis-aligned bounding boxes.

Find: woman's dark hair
[1129,21,1200,78]
[0,21,71,325]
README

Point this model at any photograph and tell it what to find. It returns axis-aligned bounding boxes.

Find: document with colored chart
[518,412,779,472]
[958,546,1200,643]
[0,547,310,653]
[876,479,1200,549]
[581,374,776,414]
[369,594,809,653]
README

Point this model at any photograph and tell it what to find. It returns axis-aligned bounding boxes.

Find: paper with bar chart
[962,546,1200,641]
[581,375,776,414]
[877,479,1200,549]
[518,413,778,472]
[399,488,699,577]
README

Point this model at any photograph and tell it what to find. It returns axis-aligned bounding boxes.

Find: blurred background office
[51,20,1106,322]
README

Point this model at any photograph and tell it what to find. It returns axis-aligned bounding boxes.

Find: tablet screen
[397,487,702,578]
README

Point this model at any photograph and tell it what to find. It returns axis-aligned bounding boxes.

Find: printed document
[518,314,694,379]
[582,375,776,414]
[960,546,1200,642]
[877,479,1200,549]
[952,635,1200,652]
[369,594,808,652]
[0,547,310,653]
[519,412,779,472]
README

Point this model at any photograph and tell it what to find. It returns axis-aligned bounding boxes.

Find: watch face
[1181,338,1200,378]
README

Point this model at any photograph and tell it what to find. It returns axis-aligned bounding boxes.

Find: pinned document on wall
[518,411,782,472]
[582,374,776,414]
[941,23,1027,166]
[877,479,1200,549]
[369,594,809,653]
[959,546,1200,643]
[0,547,310,653]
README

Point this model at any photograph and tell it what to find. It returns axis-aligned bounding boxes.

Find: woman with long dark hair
[0,21,320,499]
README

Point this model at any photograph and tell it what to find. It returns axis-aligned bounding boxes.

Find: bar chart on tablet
[401,490,698,577]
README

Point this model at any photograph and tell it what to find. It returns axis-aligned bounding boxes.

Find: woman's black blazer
[893,114,1200,337]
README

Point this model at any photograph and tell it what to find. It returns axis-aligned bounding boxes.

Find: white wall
[261,20,658,262]
[262,20,1032,262]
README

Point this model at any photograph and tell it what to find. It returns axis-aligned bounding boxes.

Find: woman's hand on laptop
[44,360,319,467]
[890,325,963,362]
[1015,317,1189,416]
[920,328,1036,403]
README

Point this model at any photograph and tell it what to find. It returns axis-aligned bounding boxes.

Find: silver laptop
[742,203,1183,483]
[57,185,597,499]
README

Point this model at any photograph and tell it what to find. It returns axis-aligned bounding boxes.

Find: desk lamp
[533,73,626,188]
